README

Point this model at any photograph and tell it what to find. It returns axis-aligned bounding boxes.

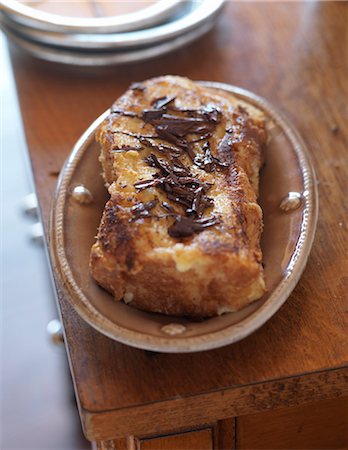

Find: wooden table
[9,1,348,448]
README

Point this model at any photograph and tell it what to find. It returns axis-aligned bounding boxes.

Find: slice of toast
[90,76,266,317]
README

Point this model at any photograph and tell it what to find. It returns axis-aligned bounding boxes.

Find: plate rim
[1,19,216,66]
[1,0,224,49]
[49,82,319,353]
[0,0,184,33]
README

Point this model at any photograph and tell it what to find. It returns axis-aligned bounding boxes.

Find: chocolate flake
[112,145,143,153]
[134,178,163,190]
[161,202,176,214]
[130,198,158,220]
[142,99,221,161]
[144,153,171,175]
[150,114,215,139]
[218,129,235,164]
[111,108,139,118]
[189,187,204,217]
[168,215,219,238]
[195,141,230,172]
[129,82,146,92]
[134,152,214,222]
[140,138,181,157]
[116,88,225,237]
[151,95,176,109]
[112,130,158,139]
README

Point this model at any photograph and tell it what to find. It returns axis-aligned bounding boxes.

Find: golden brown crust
[90,76,266,317]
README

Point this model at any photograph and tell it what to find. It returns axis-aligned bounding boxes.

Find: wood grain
[83,368,347,441]
[8,0,348,443]
[93,420,235,450]
[237,396,348,450]
[140,429,213,450]
[93,431,213,450]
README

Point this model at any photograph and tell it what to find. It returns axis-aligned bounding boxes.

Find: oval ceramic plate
[49,82,318,353]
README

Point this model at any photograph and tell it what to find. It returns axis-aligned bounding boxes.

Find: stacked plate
[0,0,225,66]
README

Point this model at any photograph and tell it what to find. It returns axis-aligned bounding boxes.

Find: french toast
[90,76,266,317]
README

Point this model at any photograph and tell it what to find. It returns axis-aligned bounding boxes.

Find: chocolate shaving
[189,132,214,143]
[112,130,157,139]
[171,156,189,172]
[152,114,206,126]
[168,215,219,238]
[144,153,171,176]
[186,142,196,161]
[188,187,204,217]
[142,100,221,162]
[111,100,222,167]
[134,154,214,220]
[218,129,235,164]
[175,176,201,186]
[117,89,225,237]
[134,178,163,191]
[111,131,182,157]
[130,198,158,220]
[166,192,192,209]
[167,105,222,124]
[149,114,215,138]
[194,141,229,172]
[161,202,177,214]
[155,125,188,150]
[142,109,164,122]
[198,141,214,172]
[111,108,139,118]
[112,145,143,153]
[151,95,176,109]
[170,184,194,198]
[129,82,146,92]
[203,106,221,123]
[140,138,181,157]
